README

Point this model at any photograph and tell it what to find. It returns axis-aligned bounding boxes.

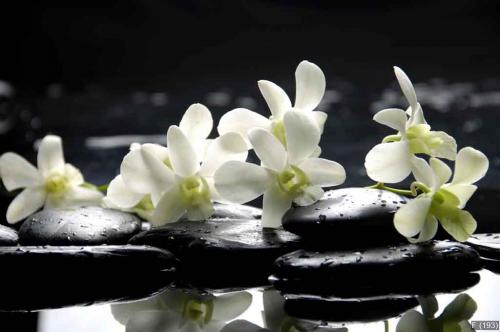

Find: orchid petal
[214,161,272,204]
[262,183,292,228]
[444,184,477,208]
[312,111,328,133]
[167,126,200,177]
[439,209,477,242]
[429,131,457,160]
[37,135,65,177]
[430,158,452,188]
[141,143,170,162]
[294,61,326,112]
[121,148,175,196]
[212,291,253,321]
[248,128,287,171]
[46,186,103,209]
[106,175,144,209]
[179,103,213,141]
[299,157,346,187]
[199,132,248,177]
[217,108,271,142]
[152,186,187,226]
[407,104,427,126]
[408,215,438,243]
[394,197,432,238]
[373,108,408,133]
[185,200,214,221]
[0,152,42,191]
[258,80,292,119]
[365,141,412,183]
[126,311,183,332]
[396,310,429,332]
[64,164,85,186]
[411,157,436,190]
[283,111,321,165]
[452,147,489,185]
[6,187,46,224]
[394,66,418,111]
[293,185,324,206]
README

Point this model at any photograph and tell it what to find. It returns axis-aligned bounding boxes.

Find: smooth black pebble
[0,245,177,310]
[19,206,142,245]
[282,188,410,247]
[467,233,500,260]
[0,224,18,245]
[129,218,301,289]
[272,241,482,297]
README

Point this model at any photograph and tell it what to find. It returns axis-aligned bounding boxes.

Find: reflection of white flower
[218,61,327,147]
[365,67,457,183]
[215,111,345,228]
[106,104,248,225]
[111,289,252,332]
[396,294,476,332]
[0,135,103,224]
[394,147,488,242]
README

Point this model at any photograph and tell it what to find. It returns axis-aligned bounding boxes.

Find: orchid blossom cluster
[104,61,346,227]
[365,67,489,243]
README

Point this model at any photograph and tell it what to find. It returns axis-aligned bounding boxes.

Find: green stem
[382,134,402,143]
[384,320,389,332]
[367,182,415,197]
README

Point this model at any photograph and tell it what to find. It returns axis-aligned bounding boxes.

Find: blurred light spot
[470,91,500,108]
[131,91,148,104]
[206,91,231,107]
[85,135,165,149]
[0,80,14,97]
[30,117,42,129]
[150,92,168,106]
[235,96,257,109]
[318,89,342,111]
[462,118,483,133]
[47,83,64,99]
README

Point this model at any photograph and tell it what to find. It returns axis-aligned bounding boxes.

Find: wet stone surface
[0,224,18,245]
[19,206,142,245]
[282,187,410,247]
[0,245,177,310]
[283,294,419,323]
[272,241,482,297]
[129,218,301,288]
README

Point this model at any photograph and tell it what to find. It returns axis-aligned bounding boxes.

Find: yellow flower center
[182,299,213,325]
[179,176,211,207]
[45,173,69,194]
[406,124,444,155]
[277,166,309,198]
[271,120,287,147]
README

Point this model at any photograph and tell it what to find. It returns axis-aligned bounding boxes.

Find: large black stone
[129,218,301,289]
[272,241,482,297]
[283,294,419,323]
[0,224,18,245]
[0,245,177,311]
[210,203,262,220]
[282,188,410,247]
[19,206,142,245]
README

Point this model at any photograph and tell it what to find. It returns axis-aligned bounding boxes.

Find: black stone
[129,218,301,289]
[19,206,142,245]
[0,224,18,245]
[272,241,482,297]
[210,203,262,220]
[282,188,410,247]
[466,233,500,260]
[0,245,177,311]
[283,294,419,323]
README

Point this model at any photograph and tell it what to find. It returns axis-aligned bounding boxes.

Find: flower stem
[367,182,415,197]
[384,320,389,332]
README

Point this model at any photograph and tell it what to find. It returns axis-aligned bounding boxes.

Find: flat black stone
[466,233,500,260]
[283,294,419,323]
[272,241,482,297]
[282,187,410,247]
[129,218,301,289]
[0,245,177,311]
[0,225,18,245]
[19,206,142,245]
[210,203,262,220]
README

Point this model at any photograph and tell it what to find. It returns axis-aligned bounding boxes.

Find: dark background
[0,1,499,330]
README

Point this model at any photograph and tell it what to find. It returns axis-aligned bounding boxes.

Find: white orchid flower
[394,147,488,242]
[218,60,327,148]
[365,66,457,183]
[111,289,252,332]
[396,294,476,332]
[215,111,345,228]
[107,130,248,226]
[0,135,103,224]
